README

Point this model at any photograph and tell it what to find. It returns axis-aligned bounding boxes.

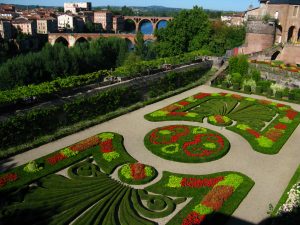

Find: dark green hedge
[0,65,210,151]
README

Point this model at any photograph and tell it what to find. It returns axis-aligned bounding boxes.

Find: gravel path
[2,85,300,225]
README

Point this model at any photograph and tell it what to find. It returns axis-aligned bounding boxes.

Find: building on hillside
[0,20,12,39]
[37,17,58,34]
[221,13,245,26]
[12,17,37,35]
[64,2,92,14]
[113,15,124,33]
[240,0,300,64]
[0,10,19,20]
[245,0,300,44]
[78,11,94,23]
[94,10,113,31]
[0,4,16,12]
[57,14,84,32]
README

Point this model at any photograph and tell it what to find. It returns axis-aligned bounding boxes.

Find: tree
[155,6,211,57]
[134,31,145,57]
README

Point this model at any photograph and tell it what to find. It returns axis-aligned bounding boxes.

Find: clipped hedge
[0,50,207,109]
[0,65,210,151]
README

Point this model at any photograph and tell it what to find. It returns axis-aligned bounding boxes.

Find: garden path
[2,85,300,225]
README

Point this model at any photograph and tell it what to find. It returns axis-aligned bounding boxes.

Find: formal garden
[0,132,254,225]
[1,86,300,224]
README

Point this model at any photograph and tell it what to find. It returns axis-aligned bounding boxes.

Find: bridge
[48,33,155,47]
[123,16,173,33]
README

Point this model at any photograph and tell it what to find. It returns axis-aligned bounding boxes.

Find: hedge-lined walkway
[1,85,300,224]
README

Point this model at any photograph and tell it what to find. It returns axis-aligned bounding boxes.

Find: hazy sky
[0,0,259,11]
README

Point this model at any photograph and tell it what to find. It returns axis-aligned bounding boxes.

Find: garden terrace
[145,92,300,154]
[0,132,254,225]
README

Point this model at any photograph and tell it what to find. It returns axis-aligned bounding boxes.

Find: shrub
[267,88,274,96]
[244,85,251,93]
[288,92,295,100]
[257,80,272,92]
[283,88,289,97]
[222,81,229,88]
[251,69,261,82]
[256,86,263,94]
[230,73,242,84]
[233,83,240,90]
[275,91,283,99]
[243,79,256,92]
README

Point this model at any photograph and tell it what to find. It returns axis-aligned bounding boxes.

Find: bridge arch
[138,19,153,34]
[124,19,136,34]
[55,36,69,47]
[156,20,168,30]
[75,37,88,45]
[125,38,134,51]
[287,26,296,42]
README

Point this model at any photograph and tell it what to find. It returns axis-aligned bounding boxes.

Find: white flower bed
[278,181,300,215]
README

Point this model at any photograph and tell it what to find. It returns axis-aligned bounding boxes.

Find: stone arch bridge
[123,16,173,33]
[48,33,155,47]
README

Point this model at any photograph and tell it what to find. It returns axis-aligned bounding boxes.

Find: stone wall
[252,63,300,88]
[276,45,300,64]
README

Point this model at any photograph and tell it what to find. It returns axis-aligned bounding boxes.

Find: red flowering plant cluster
[183,134,225,157]
[180,176,224,188]
[181,174,244,225]
[0,173,18,188]
[119,163,156,184]
[70,136,100,152]
[46,153,67,165]
[150,125,190,145]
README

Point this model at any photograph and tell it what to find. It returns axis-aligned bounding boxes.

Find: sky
[0,0,259,11]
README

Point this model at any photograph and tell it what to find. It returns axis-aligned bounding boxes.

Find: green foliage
[207,22,246,56]
[215,174,244,190]
[0,66,210,151]
[251,69,261,81]
[155,6,211,56]
[144,125,230,163]
[0,37,128,90]
[244,85,251,93]
[230,72,242,84]
[134,31,146,57]
[23,161,43,173]
[275,91,283,99]
[256,86,263,94]
[229,55,249,76]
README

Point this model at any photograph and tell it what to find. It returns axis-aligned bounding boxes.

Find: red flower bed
[100,139,113,153]
[183,134,224,157]
[231,94,243,100]
[259,100,272,105]
[274,123,287,130]
[162,104,181,112]
[277,103,286,108]
[168,112,188,116]
[70,136,100,152]
[201,186,234,211]
[130,163,146,180]
[265,129,283,141]
[0,173,18,187]
[286,110,298,120]
[181,176,224,188]
[246,128,260,138]
[46,153,67,165]
[178,101,190,106]
[150,125,190,145]
[215,115,225,123]
[194,93,211,99]
[182,212,205,225]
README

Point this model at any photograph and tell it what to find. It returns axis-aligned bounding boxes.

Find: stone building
[246,0,300,44]
[12,17,37,35]
[0,19,12,39]
[221,13,245,26]
[113,15,124,33]
[37,17,57,34]
[94,10,113,31]
[241,0,300,64]
[64,2,92,14]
